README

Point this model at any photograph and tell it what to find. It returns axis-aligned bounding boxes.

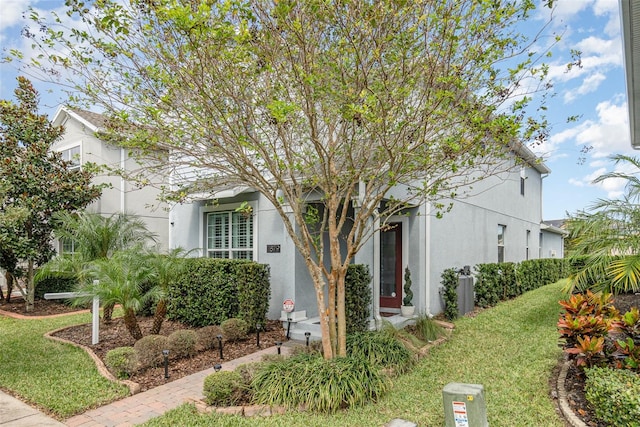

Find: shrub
[34,276,77,300]
[221,318,249,342]
[585,366,640,427]
[203,371,245,406]
[345,264,372,333]
[167,330,198,359]
[167,258,249,327]
[346,331,414,375]
[440,268,459,320]
[196,325,223,351]
[134,335,169,369]
[413,315,445,342]
[237,263,271,331]
[251,354,389,412]
[105,347,138,378]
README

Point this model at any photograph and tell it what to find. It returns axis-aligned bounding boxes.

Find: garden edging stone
[556,359,588,427]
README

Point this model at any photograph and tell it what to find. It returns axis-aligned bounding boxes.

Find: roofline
[541,222,568,236]
[51,106,101,132]
[511,140,551,174]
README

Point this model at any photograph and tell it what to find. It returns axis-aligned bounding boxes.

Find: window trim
[58,143,82,171]
[498,224,506,263]
[199,202,257,260]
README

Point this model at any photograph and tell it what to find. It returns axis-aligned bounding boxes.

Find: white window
[498,224,506,263]
[206,211,254,259]
[60,238,76,255]
[60,145,81,170]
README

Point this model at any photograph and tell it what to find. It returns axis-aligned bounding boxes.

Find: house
[621,0,640,148]
[169,141,564,337]
[50,107,169,251]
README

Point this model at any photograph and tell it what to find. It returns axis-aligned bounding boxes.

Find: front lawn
[142,280,567,426]
[0,311,129,418]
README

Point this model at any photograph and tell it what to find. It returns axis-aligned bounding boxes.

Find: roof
[51,106,106,131]
[621,0,640,148]
[541,222,568,236]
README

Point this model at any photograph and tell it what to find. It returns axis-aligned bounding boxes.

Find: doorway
[380,222,402,310]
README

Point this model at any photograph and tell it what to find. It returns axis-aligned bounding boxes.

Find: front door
[380,223,402,309]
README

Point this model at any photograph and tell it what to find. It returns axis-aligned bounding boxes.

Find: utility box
[457,275,475,316]
[443,383,488,427]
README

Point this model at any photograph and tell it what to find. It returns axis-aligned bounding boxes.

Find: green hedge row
[474,258,569,308]
[167,258,270,328]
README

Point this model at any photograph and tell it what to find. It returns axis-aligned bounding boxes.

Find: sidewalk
[1,344,292,427]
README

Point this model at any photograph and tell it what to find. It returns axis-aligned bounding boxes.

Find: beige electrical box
[442,383,488,427]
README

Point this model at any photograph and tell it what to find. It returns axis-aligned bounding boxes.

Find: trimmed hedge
[473,259,569,309]
[34,276,77,300]
[167,258,257,327]
[585,366,640,427]
[345,264,372,334]
[440,268,459,321]
[237,263,271,331]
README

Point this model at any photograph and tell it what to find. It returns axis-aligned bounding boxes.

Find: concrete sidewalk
[0,391,65,426]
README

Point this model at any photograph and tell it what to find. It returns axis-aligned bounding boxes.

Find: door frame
[379,216,409,311]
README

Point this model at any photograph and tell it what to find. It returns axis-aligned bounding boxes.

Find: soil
[1,292,639,425]
[0,298,287,392]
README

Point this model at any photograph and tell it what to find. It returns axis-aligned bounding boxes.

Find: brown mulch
[0,298,286,393]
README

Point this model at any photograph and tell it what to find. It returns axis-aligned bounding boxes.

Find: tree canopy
[0,77,101,310]
[20,0,559,355]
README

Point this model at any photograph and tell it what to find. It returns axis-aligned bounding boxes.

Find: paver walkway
[64,344,293,427]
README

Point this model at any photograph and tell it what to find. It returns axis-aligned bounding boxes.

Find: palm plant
[78,249,154,340]
[36,212,157,321]
[146,248,188,334]
[568,154,640,294]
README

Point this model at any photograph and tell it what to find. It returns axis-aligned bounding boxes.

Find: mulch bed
[0,298,287,392]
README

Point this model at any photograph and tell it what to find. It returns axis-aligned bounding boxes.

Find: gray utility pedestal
[442,383,488,427]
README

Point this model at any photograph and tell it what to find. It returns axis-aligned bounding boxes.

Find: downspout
[424,202,433,317]
[372,208,382,329]
[120,148,126,213]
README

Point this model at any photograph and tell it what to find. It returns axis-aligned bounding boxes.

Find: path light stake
[305,331,311,347]
[256,323,262,348]
[162,349,169,379]
[214,363,222,373]
[276,341,282,355]
[216,334,224,360]
[286,317,292,340]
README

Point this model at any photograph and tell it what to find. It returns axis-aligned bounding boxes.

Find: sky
[0,0,634,221]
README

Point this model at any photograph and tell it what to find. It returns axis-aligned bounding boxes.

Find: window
[60,238,76,255]
[206,211,253,259]
[497,224,506,263]
[526,230,530,260]
[520,177,525,196]
[539,232,543,258]
[520,167,526,196]
[60,145,81,170]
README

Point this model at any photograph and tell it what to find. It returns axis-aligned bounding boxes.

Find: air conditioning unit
[549,249,557,257]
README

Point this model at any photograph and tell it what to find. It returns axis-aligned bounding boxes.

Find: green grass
[142,280,568,427]
[0,310,129,419]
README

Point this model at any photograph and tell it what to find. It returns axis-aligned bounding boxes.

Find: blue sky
[0,0,634,220]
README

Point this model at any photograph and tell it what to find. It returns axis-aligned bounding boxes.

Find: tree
[23,0,559,357]
[0,77,101,311]
[567,155,640,294]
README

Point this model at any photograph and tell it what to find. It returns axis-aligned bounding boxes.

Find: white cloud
[564,72,606,102]
[0,0,33,29]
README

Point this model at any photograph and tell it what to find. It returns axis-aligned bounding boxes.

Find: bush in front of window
[167,258,251,327]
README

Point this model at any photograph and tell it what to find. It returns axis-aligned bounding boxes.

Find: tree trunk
[103,302,115,324]
[25,260,34,312]
[336,268,347,356]
[150,299,166,335]
[123,308,143,340]
[4,271,11,303]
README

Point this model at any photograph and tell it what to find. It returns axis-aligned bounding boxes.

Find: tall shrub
[440,268,459,321]
[237,263,271,331]
[345,264,372,334]
[167,258,248,327]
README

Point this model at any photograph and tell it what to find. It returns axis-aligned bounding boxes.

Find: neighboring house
[50,107,169,251]
[621,0,640,148]
[169,141,564,335]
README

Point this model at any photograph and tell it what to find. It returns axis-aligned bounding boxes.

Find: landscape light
[214,363,222,373]
[305,331,311,347]
[162,349,170,379]
[216,334,224,360]
[276,341,282,355]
